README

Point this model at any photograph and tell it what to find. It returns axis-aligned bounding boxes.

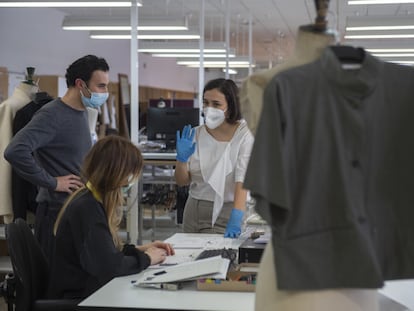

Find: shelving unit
[140,156,177,242]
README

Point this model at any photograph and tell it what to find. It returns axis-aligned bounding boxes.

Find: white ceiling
[56,0,414,69]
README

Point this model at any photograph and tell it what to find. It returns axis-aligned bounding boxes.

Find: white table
[78,233,414,311]
[78,273,254,311]
[79,233,254,311]
[380,280,414,310]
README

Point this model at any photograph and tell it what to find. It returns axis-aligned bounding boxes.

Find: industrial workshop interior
[0,0,414,310]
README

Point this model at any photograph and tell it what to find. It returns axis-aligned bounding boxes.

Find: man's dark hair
[65,55,109,88]
[203,78,242,123]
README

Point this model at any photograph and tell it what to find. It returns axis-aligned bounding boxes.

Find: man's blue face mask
[80,82,108,109]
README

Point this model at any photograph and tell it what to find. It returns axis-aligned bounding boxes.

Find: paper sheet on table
[164,233,237,249]
[135,256,229,285]
[253,232,271,244]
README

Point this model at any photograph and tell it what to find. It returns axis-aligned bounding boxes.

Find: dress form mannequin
[256,241,379,311]
[0,69,39,223]
[239,25,335,135]
[244,26,379,311]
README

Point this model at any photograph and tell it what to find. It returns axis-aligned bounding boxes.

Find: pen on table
[153,270,167,275]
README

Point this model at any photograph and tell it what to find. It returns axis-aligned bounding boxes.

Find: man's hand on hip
[55,175,83,193]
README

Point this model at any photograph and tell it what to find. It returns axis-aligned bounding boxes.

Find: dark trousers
[35,202,61,261]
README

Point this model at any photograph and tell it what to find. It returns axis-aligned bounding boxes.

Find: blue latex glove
[224,209,244,238]
[176,125,196,163]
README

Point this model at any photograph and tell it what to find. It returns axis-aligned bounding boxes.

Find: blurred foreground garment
[245,46,414,290]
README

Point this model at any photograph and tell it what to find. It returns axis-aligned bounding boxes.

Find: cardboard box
[197,264,258,292]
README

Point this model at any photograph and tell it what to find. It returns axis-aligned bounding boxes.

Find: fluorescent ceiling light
[372,53,414,57]
[388,60,414,65]
[62,16,188,31]
[366,48,414,53]
[222,68,238,75]
[345,28,414,39]
[186,63,253,68]
[151,53,236,58]
[138,42,229,53]
[345,34,414,39]
[177,57,254,68]
[0,1,141,7]
[347,25,414,31]
[90,31,200,40]
[349,0,414,4]
[346,15,414,32]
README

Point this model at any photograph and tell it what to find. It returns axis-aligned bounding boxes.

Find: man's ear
[75,78,85,90]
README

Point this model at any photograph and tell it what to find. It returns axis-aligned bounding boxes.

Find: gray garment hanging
[244,46,414,290]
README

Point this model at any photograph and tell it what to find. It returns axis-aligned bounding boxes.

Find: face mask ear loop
[81,80,92,97]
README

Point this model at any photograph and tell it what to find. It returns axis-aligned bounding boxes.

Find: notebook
[134,256,229,286]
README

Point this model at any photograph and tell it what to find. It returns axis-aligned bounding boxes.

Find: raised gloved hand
[224,209,244,238]
[176,125,196,163]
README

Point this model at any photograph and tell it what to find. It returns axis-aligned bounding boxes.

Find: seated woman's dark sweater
[48,190,150,299]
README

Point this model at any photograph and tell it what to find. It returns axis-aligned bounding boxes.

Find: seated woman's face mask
[203,107,226,129]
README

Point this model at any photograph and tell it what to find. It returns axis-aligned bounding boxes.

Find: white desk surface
[79,233,254,311]
[78,273,254,311]
[78,233,414,311]
[380,280,414,310]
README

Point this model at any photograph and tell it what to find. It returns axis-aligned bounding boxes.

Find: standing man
[4,55,110,259]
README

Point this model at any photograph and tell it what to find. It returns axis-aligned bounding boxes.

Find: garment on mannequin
[0,68,39,223]
[246,42,414,311]
[241,2,383,309]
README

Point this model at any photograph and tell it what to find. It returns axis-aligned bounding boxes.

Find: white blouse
[188,120,254,224]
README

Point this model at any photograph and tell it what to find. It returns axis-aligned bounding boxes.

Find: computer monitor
[146,107,200,149]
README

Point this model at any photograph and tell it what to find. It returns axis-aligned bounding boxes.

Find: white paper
[135,256,229,285]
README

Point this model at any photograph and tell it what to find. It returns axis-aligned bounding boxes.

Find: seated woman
[48,135,174,299]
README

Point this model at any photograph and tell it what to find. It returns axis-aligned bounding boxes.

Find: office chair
[5,218,80,311]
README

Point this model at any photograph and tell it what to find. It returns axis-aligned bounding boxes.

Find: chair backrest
[6,218,49,311]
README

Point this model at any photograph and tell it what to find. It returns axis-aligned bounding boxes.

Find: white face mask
[203,107,226,129]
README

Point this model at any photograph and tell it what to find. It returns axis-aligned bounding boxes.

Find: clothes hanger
[330,45,365,64]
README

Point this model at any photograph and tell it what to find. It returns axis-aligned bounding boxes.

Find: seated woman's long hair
[54,135,143,249]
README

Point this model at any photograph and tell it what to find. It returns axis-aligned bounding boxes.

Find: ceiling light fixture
[371,53,414,57]
[345,26,414,39]
[347,25,414,31]
[349,0,414,4]
[90,31,200,40]
[138,41,229,53]
[151,53,236,58]
[222,68,238,75]
[62,16,188,31]
[346,15,414,32]
[345,34,414,39]
[177,57,254,68]
[388,60,414,65]
[366,48,414,53]
[0,1,141,7]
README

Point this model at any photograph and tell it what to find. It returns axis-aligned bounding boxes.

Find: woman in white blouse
[174,78,254,238]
